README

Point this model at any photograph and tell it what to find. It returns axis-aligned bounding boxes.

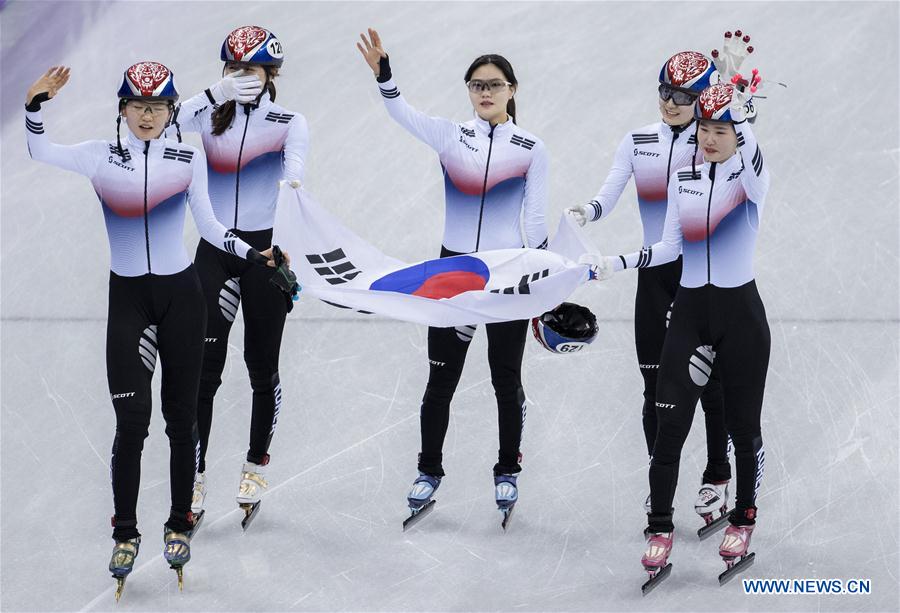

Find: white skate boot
[695,481,730,539]
[189,472,207,533]
[236,461,267,530]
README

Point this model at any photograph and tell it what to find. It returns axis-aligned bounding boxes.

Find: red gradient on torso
[681,185,748,241]
[98,179,190,217]
[204,133,286,173]
[635,174,667,201]
[444,156,529,196]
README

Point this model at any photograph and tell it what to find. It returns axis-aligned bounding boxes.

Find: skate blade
[114,577,126,602]
[402,499,436,531]
[189,510,205,537]
[175,567,184,592]
[240,501,261,531]
[718,552,755,585]
[500,504,515,531]
[641,563,672,596]
[697,512,730,540]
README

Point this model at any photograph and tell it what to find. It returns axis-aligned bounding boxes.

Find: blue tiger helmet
[659,51,719,93]
[221,25,284,67]
[117,61,178,101]
[694,83,739,122]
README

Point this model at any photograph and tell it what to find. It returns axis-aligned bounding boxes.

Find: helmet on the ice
[117,61,179,101]
[221,26,284,67]
[659,51,719,92]
[531,302,598,354]
[694,83,738,122]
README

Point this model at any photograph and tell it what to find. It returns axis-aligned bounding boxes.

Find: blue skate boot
[403,473,441,531]
[495,474,518,530]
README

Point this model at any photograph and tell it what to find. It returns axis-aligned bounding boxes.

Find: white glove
[729,69,761,122]
[565,204,590,227]
[711,29,754,82]
[209,70,264,104]
[578,253,615,281]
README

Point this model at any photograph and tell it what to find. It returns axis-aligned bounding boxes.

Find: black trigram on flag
[306,248,361,285]
[490,269,549,294]
[320,299,373,315]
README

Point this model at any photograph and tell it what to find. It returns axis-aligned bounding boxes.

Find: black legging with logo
[108,266,206,541]
[417,247,528,478]
[636,255,730,484]
[648,281,770,532]
[194,228,287,473]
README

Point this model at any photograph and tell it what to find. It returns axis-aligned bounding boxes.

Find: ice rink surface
[1,1,898,611]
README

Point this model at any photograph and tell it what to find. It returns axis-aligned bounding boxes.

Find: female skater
[170,25,309,528]
[25,63,279,596]
[357,28,548,528]
[568,50,731,527]
[585,72,770,586]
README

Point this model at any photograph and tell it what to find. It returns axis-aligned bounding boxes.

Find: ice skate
[190,473,206,533]
[109,537,140,602]
[163,528,191,591]
[640,531,673,595]
[236,461,267,530]
[718,523,755,584]
[495,474,518,530]
[695,481,730,540]
[402,473,440,531]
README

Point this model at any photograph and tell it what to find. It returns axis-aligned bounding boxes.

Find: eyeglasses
[658,83,698,106]
[466,79,511,94]
[125,101,170,117]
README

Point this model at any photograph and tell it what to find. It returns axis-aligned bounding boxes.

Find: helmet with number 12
[221,26,284,67]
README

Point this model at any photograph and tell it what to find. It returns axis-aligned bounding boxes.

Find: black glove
[376,55,392,83]
[268,245,300,313]
[246,248,271,267]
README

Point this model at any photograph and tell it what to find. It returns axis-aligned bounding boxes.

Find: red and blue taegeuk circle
[369,256,490,299]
